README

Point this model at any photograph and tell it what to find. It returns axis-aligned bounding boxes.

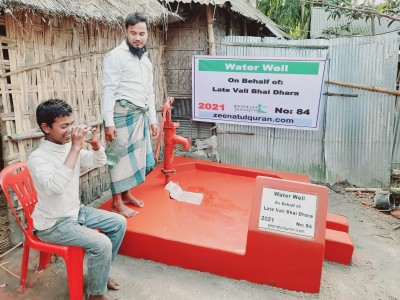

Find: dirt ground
[0,185,399,300]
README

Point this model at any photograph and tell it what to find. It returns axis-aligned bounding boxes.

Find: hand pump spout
[172,135,191,150]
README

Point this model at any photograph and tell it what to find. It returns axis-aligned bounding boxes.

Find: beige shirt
[28,140,106,230]
[102,41,157,127]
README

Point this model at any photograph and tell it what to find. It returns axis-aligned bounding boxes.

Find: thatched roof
[0,0,180,25]
[163,0,290,39]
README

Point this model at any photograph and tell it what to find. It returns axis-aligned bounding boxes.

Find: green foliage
[256,0,312,39]
[256,1,400,39]
[321,0,400,25]
[326,0,366,21]
[375,0,400,27]
[322,22,356,37]
[377,0,400,14]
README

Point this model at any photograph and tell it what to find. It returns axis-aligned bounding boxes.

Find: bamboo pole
[0,242,22,258]
[344,188,380,192]
[10,131,44,141]
[0,262,20,279]
[220,41,329,49]
[345,187,400,194]
[0,50,108,78]
[389,188,400,194]
[228,11,233,36]
[206,6,216,56]
[9,120,103,141]
[326,80,400,96]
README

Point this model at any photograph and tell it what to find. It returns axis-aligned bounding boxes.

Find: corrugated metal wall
[325,34,397,186]
[218,33,399,187]
[392,98,400,170]
[310,7,400,38]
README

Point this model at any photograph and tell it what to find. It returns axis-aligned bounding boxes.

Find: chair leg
[38,252,52,270]
[17,244,30,293]
[65,247,85,300]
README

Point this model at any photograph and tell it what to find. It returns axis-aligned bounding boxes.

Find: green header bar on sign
[198,59,320,75]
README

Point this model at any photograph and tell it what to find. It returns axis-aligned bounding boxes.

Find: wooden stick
[206,6,216,56]
[345,187,400,194]
[221,41,328,49]
[0,50,108,78]
[0,242,22,258]
[327,80,400,96]
[0,265,20,279]
[10,131,44,141]
[391,169,400,176]
[9,119,103,141]
[344,188,380,192]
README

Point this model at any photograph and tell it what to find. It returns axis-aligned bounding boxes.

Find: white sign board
[259,188,317,238]
[192,56,327,130]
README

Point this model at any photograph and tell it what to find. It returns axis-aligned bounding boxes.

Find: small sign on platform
[247,176,328,293]
[259,188,317,237]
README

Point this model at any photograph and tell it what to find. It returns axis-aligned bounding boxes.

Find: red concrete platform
[324,214,353,264]
[325,229,354,265]
[101,157,311,255]
[100,157,350,293]
[326,213,349,233]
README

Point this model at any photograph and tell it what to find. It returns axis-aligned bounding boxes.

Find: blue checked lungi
[109,99,155,195]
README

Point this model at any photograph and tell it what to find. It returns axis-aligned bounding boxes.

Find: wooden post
[206,6,216,56]
[228,11,233,36]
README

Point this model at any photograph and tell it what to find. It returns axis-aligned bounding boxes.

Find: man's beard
[126,39,147,59]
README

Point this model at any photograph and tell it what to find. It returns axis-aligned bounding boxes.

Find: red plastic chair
[0,161,85,300]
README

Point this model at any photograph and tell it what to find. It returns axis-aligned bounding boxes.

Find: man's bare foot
[122,193,144,208]
[87,294,118,300]
[107,278,120,291]
[111,203,138,218]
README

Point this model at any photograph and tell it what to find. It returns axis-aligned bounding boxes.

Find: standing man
[29,99,126,300]
[102,12,158,218]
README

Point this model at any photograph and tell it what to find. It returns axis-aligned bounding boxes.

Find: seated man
[28,99,126,300]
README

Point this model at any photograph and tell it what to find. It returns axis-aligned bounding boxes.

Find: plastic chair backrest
[0,161,38,235]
